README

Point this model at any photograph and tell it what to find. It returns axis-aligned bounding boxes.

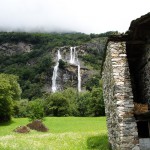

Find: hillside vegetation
[0,32,111,99]
[0,32,91,98]
[0,31,118,121]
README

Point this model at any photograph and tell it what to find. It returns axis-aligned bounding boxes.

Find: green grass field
[0,117,108,150]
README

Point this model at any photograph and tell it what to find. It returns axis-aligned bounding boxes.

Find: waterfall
[57,49,61,60]
[70,47,73,64]
[70,47,76,64]
[69,47,81,92]
[52,47,81,92]
[73,47,76,64]
[77,61,81,92]
[52,50,61,93]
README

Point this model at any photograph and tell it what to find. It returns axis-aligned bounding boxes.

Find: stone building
[102,13,150,150]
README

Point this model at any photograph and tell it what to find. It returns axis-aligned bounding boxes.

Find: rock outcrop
[0,42,32,56]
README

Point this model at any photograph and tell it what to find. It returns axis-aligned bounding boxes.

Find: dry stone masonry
[102,41,139,150]
[102,13,150,150]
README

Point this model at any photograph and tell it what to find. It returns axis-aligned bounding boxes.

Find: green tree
[27,98,45,121]
[88,87,105,116]
[77,91,92,116]
[0,73,21,122]
[36,55,53,73]
[13,99,29,118]
[58,59,67,70]
[62,88,78,116]
[45,92,69,116]
[85,76,100,91]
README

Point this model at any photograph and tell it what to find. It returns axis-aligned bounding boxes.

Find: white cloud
[0,0,149,33]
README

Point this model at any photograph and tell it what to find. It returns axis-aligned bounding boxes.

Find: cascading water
[70,47,76,64]
[70,47,73,63]
[77,61,81,92]
[69,47,81,92]
[52,50,61,93]
[52,47,81,92]
[73,47,76,63]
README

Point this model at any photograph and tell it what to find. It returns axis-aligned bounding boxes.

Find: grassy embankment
[0,117,108,150]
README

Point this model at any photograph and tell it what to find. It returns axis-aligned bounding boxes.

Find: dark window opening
[137,121,150,138]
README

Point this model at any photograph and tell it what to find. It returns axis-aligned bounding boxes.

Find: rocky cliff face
[0,40,103,94]
[51,63,91,92]
[0,42,32,56]
[46,45,95,92]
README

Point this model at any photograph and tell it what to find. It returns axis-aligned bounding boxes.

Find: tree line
[0,73,105,123]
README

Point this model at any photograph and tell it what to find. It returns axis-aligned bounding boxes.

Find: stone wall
[102,41,139,150]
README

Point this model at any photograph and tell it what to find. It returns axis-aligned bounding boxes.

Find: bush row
[13,88,105,120]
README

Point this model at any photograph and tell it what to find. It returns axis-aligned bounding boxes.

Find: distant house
[102,13,150,150]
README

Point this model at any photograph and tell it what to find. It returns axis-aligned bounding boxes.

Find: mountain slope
[0,32,108,99]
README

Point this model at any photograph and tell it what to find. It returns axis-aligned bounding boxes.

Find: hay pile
[27,120,48,132]
[14,126,30,133]
[13,120,48,133]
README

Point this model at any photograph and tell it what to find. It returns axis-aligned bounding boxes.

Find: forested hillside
[0,32,114,98]
[0,31,118,120]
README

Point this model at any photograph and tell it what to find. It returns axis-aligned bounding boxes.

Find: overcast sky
[0,0,149,34]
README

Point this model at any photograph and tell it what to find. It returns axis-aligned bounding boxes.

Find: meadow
[0,117,108,150]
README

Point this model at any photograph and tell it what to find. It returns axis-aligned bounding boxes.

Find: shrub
[77,91,92,116]
[87,135,108,149]
[27,99,45,121]
[13,99,29,118]
[58,59,67,70]
[85,76,100,91]
[88,87,105,116]
[45,92,69,116]
[62,88,78,116]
